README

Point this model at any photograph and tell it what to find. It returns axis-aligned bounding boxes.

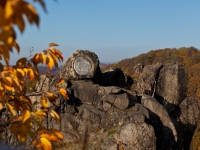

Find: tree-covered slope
[102,47,200,101]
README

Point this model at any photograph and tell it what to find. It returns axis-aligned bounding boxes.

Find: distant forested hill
[102,47,200,101]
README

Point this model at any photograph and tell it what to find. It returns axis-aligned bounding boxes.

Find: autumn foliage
[0,0,68,150]
[102,47,200,102]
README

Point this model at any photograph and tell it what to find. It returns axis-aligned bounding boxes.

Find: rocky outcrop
[28,51,199,150]
[4,50,197,150]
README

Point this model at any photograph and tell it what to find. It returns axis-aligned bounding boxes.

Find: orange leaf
[32,53,40,65]
[50,129,63,140]
[55,78,65,87]
[28,68,34,80]
[0,103,3,111]
[49,42,59,47]
[40,134,58,142]
[59,88,69,100]
[40,137,52,150]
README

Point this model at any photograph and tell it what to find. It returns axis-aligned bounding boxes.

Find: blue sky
[10,0,200,64]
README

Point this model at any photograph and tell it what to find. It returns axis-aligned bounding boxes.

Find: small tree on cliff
[0,0,68,149]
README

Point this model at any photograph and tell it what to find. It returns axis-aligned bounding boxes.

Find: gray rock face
[61,50,102,82]
[156,61,187,113]
[136,63,163,96]
[172,97,200,150]
[133,63,144,74]
[117,123,156,150]
[141,94,178,149]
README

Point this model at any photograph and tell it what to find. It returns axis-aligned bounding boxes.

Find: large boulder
[172,97,200,150]
[141,95,178,149]
[156,61,187,113]
[135,63,163,96]
[101,68,133,89]
[116,122,156,150]
[61,50,102,82]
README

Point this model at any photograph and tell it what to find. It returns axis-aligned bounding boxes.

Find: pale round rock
[74,57,92,75]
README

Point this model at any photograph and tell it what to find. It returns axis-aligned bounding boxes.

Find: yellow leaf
[16,68,25,77]
[39,53,46,64]
[34,110,47,117]
[49,42,59,47]
[59,88,69,100]
[46,56,54,70]
[50,129,63,140]
[3,76,13,86]
[12,77,22,92]
[6,103,17,116]
[50,110,60,122]
[5,0,14,19]
[23,68,28,75]
[40,97,48,109]
[49,53,58,68]
[40,134,58,142]
[16,57,27,68]
[2,83,14,91]
[23,110,30,123]
[40,137,52,150]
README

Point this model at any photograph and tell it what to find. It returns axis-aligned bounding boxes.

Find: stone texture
[136,63,163,96]
[156,61,187,113]
[116,122,156,150]
[61,50,102,82]
[141,94,178,149]
[172,97,200,150]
